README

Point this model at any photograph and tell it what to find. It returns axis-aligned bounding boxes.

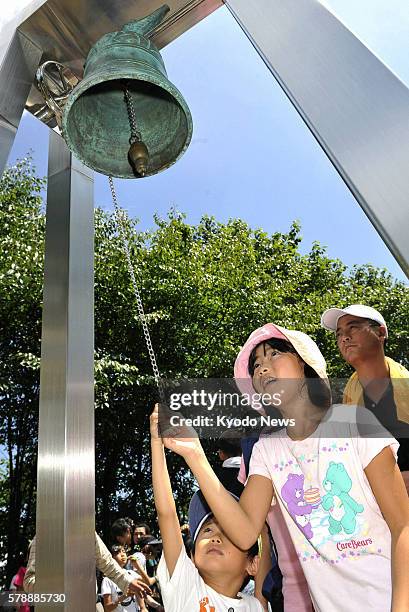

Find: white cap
[321,304,388,338]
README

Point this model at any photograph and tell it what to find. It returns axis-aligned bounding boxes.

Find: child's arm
[254,524,272,611]
[365,446,409,612]
[135,593,148,611]
[150,405,184,576]
[145,594,164,611]
[128,556,156,586]
[158,406,273,550]
[96,534,151,598]
[103,592,128,611]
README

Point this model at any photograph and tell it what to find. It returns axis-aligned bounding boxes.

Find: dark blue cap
[188,490,239,543]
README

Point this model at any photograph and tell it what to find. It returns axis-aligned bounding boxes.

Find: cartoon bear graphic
[321,462,364,535]
[281,473,313,539]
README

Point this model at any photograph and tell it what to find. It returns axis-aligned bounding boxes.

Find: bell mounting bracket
[35,60,78,127]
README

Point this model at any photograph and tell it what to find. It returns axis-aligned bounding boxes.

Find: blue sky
[8,2,409,282]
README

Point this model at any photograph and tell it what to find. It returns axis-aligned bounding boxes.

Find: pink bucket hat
[234,323,328,414]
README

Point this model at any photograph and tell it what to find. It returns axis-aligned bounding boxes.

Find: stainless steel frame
[1,0,409,608]
[35,130,95,611]
[0,2,220,608]
[225,0,409,276]
[0,29,42,175]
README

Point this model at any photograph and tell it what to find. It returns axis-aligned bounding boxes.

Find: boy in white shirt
[101,544,147,612]
[151,405,264,612]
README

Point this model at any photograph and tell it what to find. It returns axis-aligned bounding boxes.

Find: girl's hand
[150,404,204,460]
[161,420,203,460]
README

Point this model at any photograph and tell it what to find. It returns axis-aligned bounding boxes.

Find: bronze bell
[61,5,193,178]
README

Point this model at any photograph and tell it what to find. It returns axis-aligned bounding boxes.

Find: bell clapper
[124,85,149,176]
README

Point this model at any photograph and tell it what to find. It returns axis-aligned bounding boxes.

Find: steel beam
[0,29,42,176]
[35,130,95,611]
[225,0,409,276]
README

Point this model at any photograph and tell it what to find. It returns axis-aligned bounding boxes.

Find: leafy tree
[0,157,45,587]
[0,158,408,587]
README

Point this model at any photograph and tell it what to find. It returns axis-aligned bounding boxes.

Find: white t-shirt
[157,547,263,611]
[249,404,398,612]
[101,569,140,612]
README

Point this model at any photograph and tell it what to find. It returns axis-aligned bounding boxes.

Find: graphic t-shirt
[248,405,398,612]
[238,456,312,612]
[101,569,140,612]
[157,547,263,611]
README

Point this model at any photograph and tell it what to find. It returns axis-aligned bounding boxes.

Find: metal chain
[123,86,142,145]
[108,175,164,401]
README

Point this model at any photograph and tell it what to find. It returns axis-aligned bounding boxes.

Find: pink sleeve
[248,440,272,480]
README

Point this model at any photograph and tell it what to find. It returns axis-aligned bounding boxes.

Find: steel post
[35,130,95,611]
[225,0,409,276]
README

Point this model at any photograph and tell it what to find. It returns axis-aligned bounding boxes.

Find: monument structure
[0,1,408,609]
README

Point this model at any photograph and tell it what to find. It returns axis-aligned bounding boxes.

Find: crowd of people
[98,517,165,611]
[14,304,409,610]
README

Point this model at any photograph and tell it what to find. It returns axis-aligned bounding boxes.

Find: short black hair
[134,522,151,535]
[248,338,331,410]
[110,544,125,556]
[123,517,135,530]
[111,518,132,539]
[138,535,156,548]
[218,430,242,457]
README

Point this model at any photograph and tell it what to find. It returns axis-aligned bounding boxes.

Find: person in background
[321,304,409,493]
[130,523,154,574]
[110,518,146,575]
[101,544,147,612]
[179,524,193,557]
[10,564,30,612]
[133,523,152,546]
[138,536,162,577]
[137,536,164,609]
[23,533,151,601]
[214,429,245,498]
[111,518,134,549]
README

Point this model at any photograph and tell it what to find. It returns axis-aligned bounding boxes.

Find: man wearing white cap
[321,304,409,488]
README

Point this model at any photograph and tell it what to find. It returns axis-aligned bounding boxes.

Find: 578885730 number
[7,592,66,604]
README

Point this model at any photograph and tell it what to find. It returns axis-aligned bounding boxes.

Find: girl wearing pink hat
[160,323,409,612]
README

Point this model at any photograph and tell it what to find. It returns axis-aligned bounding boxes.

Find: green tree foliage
[0,158,408,586]
[0,158,45,588]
